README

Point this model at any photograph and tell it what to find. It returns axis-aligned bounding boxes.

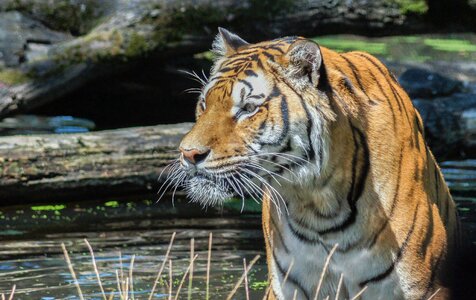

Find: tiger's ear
[212,27,249,57]
[285,40,322,87]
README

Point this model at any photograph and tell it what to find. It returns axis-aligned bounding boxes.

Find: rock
[399,68,463,98]
[0,11,71,68]
[413,93,476,159]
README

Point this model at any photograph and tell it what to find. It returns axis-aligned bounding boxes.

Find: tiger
[173,28,460,299]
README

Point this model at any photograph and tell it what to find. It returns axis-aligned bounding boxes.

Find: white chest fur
[269,198,406,300]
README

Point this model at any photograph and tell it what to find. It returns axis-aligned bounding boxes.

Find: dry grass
[0,233,440,300]
[57,237,369,300]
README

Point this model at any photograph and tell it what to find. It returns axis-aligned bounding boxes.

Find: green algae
[0,68,31,85]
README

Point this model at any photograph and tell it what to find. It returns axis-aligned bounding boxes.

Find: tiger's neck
[262,120,376,299]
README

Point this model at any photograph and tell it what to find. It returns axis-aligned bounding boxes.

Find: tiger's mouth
[158,154,294,210]
[183,172,234,206]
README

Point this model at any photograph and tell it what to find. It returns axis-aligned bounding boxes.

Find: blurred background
[0,0,475,299]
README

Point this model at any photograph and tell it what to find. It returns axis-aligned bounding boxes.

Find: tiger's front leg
[262,193,282,300]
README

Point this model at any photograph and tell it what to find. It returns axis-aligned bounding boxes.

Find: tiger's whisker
[240,168,288,216]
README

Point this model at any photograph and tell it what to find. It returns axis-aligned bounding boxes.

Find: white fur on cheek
[230,71,271,117]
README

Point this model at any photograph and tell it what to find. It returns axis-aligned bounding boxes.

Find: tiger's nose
[180,147,211,165]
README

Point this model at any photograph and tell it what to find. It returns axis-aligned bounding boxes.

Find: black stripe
[341,75,358,97]
[277,96,290,144]
[368,149,404,248]
[421,249,444,300]
[270,215,290,253]
[287,220,321,245]
[415,115,424,135]
[268,85,281,99]
[298,94,316,161]
[419,196,434,258]
[340,55,371,101]
[318,124,369,235]
[263,46,285,53]
[353,52,413,124]
[244,69,258,77]
[273,251,310,299]
[316,60,333,95]
[257,96,290,147]
[366,68,397,128]
[262,51,275,61]
[360,201,420,287]
[238,79,253,90]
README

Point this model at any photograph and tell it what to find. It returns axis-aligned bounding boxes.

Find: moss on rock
[0,68,31,85]
[3,0,104,35]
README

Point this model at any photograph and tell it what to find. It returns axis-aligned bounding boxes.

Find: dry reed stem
[226,255,260,300]
[335,273,344,300]
[1,293,4,300]
[168,260,173,300]
[427,288,441,300]
[123,277,129,300]
[174,254,199,300]
[243,258,250,300]
[350,286,367,300]
[61,243,85,300]
[187,238,195,300]
[313,244,339,300]
[115,270,124,300]
[7,285,15,300]
[108,290,115,300]
[292,289,298,300]
[148,232,176,300]
[262,284,272,300]
[119,252,124,296]
[324,296,329,300]
[206,232,213,300]
[281,258,294,289]
[84,239,107,300]
[129,255,136,300]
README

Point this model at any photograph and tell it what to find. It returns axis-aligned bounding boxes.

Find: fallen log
[1,92,476,203]
[0,123,192,203]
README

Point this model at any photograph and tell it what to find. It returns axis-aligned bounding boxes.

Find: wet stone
[399,68,463,98]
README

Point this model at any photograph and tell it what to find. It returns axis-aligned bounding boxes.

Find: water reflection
[0,115,95,136]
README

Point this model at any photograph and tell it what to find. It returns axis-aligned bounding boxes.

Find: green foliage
[423,38,476,52]
[313,37,387,55]
[390,0,428,15]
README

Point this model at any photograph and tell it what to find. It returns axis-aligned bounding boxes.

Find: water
[0,196,267,299]
[0,160,474,299]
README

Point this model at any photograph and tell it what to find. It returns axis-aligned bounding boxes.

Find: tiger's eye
[243,103,256,113]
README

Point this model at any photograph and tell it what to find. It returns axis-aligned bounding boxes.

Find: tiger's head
[176,28,336,207]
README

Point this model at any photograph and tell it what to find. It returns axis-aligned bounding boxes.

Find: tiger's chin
[183,175,233,207]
